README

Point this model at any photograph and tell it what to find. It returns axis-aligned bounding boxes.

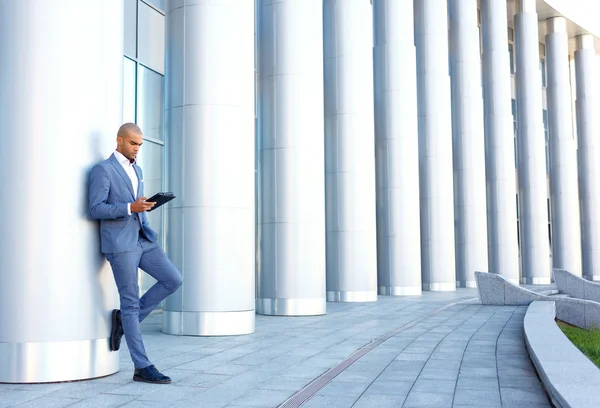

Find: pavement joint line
[277,297,479,408]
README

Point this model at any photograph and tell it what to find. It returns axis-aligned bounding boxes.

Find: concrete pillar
[373,0,422,296]
[575,34,600,281]
[514,0,551,284]
[480,0,520,283]
[323,0,377,302]
[414,0,456,291]
[256,0,326,315]
[448,0,489,288]
[0,0,122,382]
[163,0,256,334]
[545,17,582,277]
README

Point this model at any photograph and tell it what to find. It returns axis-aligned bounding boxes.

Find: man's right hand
[131,197,156,213]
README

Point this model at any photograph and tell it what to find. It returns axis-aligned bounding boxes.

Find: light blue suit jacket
[88,153,158,253]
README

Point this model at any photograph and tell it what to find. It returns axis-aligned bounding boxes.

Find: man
[89,123,182,384]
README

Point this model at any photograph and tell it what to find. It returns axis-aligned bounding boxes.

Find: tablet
[145,192,176,212]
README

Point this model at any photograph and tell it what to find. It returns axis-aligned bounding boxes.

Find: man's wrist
[127,203,132,215]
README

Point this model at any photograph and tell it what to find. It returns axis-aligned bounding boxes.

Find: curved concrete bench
[554,268,600,303]
[525,301,600,408]
[475,271,600,330]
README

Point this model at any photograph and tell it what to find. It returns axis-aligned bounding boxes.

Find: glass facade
[122,0,166,296]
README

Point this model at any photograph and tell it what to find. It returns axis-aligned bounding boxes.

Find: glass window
[509,43,515,75]
[540,58,547,87]
[543,109,549,133]
[138,2,165,74]
[124,0,137,58]
[546,141,550,174]
[514,132,518,169]
[136,140,164,243]
[123,57,136,124]
[142,0,165,12]
[137,65,164,141]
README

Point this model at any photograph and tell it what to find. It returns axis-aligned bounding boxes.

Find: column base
[326,290,377,302]
[256,298,326,316]
[584,275,600,282]
[520,277,552,285]
[378,286,422,296]
[0,338,119,384]
[423,282,456,291]
[456,280,477,289]
[162,310,255,336]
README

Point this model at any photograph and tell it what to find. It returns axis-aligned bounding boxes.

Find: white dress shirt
[114,150,138,215]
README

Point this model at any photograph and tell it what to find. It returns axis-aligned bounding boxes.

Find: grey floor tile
[403,391,453,408]
[411,379,455,394]
[66,393,136,408]
[456,377,499,391]
[301,395,357,408]
[119,400,171,408]
[500,387,551,405]
[9,396,78,408]
[136,385,198,403]
[47,383,119,400]
[352,394,405,408]
[452,389,502,407]
[363,380,413,396]
[202,364,252,376]
[257,376,311,392]
[176,373,231,388]
[229,389,294,407]
[316,381,368,398]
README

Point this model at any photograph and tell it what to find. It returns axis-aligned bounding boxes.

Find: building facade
[1,0,599,383]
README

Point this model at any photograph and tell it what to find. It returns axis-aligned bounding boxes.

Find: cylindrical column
[575,34,600,281]
[514,0,551,284]
[414,0,456,291]
[546,17,582,277]
[256,0,326,315]
[448,0,489,288]
[163,0,256,335]
[323,0,377,302]
[481,0,519,283]
[480,0,519,283]
[373,0,422,296]
[0,1,122,383]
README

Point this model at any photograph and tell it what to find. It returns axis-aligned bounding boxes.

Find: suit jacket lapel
[109,153,135,200]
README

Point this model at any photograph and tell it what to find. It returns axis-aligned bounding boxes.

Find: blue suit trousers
[106,235,182,369]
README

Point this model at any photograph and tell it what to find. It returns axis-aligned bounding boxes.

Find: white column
[0,0,122,382]
[545,17,582,277]
[163,0,256,335]
[514,0,551,284]
[480,0,519,283]
[373,0,422,296]
[256,0,326,315]
[323,0,377,302]
[448,0,489,288]
[414,0,456,291]
[575,35,600,281]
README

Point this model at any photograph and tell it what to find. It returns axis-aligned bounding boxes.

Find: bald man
[88,123,182,384]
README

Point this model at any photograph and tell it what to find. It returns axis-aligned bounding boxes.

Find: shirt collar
[114,150,135,166]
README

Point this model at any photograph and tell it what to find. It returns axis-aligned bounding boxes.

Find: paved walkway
[0,289,551,408]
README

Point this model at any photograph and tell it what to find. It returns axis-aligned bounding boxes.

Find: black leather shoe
[133,365,171,384]
[110,309,124,351]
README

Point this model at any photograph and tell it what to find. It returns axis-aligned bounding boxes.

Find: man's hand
[131,197,156,213]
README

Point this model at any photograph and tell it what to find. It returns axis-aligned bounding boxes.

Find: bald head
[116,123,144,162]
[118,122,143,139]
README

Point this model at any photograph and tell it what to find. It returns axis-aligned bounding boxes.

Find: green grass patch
[557,321,600,368]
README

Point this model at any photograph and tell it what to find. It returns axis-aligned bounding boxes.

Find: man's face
[117,131,143,161]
